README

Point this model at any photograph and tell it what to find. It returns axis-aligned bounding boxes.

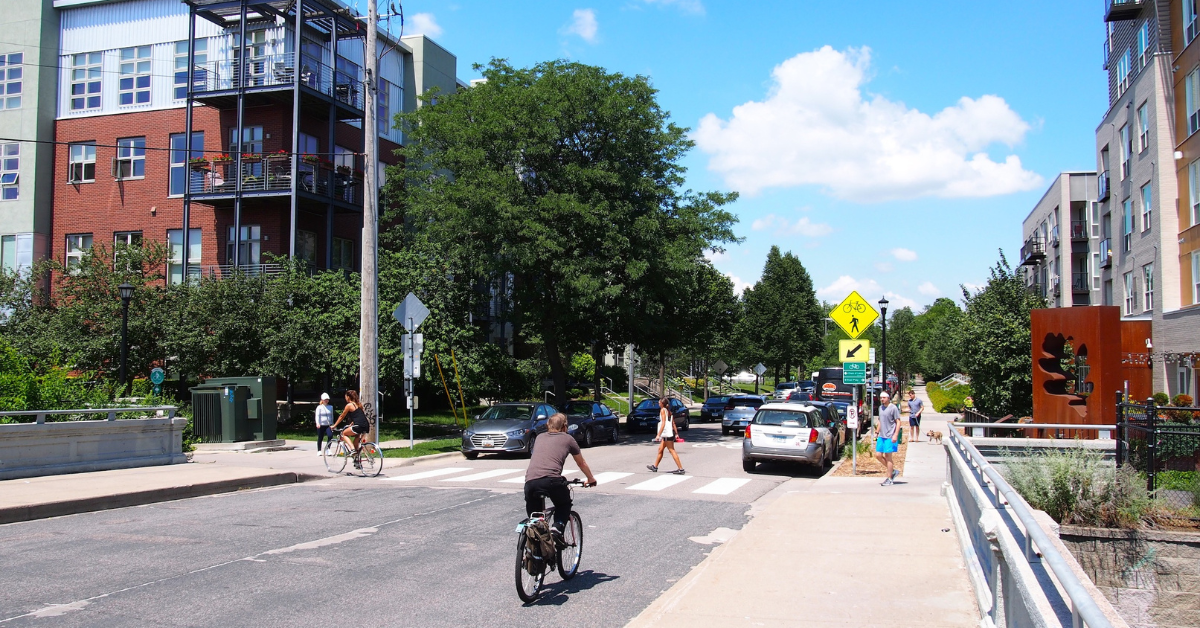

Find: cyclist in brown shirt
[524,413,598,533]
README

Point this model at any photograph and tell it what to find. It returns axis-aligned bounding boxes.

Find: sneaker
[881,478,894,486]
[891,469,899,480]
[646,465,658,472]
[671,469,686,475]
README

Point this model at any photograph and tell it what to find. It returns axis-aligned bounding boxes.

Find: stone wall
[1060,525,1200,628]
[0,417,188,480]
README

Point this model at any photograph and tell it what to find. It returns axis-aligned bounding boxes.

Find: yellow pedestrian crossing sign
[839,339,870,363]
[830,291,878,339]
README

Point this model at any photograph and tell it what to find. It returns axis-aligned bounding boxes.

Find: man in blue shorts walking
[875,392,900,486]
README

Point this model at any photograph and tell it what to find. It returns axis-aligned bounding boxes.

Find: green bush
[927,381,972,413]
[1152,392,1171,406]
[1003,447,1151,528]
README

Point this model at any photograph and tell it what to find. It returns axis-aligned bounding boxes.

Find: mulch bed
[832,436,910,477]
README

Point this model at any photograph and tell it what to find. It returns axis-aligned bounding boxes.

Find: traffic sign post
[393,292,429,450]
[839,339,870,363]
[150,367,165,397]
[753,363,766,395]
[829,291,879,339]
[848,387,859,475]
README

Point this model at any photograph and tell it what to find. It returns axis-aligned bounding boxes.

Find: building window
[1191,160,1200,228]
[1193,251,1200,305]
[233,29,268,87]
[1188,0,1199,45]
[1117,49,1132,96]
[113,231,142,271]
[174,39,208,100]
[1119,125,1131,178]
[1180,362,1195,396]
[0,234,15,272]
[1104,279,1113,307]
[68,143,96,183]
[331,237,353,270]
[296,230,316,263]
[0,53,22,110]
[334,145,355,171]
[65,234,93,270]
[378,78,392,135]
[226,225,261,266]
[167,228,201,285]
[118,46,151,106]
[0,143,17,201]
[169,132,204,196]
[70,52,102,111]
[230,126,263,176]
[114,137,145,179]
[1123,271,1136,315]
[1188,68,1200,136]
[1092,251,1100,289]
[1137,103,1149,152]
[1122,198,1133,252]
[1140,183,1151,232]
[1091,200,1100,238]
[1142,263,1154,312]
[1137,22,1150,69]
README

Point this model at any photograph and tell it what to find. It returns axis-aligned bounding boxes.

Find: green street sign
[150,368,165,385]
[843,361,866,384]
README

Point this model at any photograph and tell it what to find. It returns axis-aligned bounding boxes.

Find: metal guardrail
[946,426,1114,627]
[956,421,1116,440]
[0,406,178,424]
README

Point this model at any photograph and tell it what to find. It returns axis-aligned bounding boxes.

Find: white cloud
[890,247,918,262]
[563,9,599,43]
[693,46,1042,202]
[640,0,705,15]
[874,262,893,273]
[408,13,443,38]
[726,272,752,295]
[962,282,984,294]
[917,281,940,296]
[749,214,833,237]
[817,275,916,310]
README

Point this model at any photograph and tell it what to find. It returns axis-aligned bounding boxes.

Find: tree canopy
[736,246,823,384]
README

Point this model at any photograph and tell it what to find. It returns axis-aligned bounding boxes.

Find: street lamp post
[118,283,135,388]
[878,296,889,397]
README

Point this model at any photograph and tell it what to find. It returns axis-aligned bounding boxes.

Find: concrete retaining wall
[1059,526,1200,628]
[0,417,188,480]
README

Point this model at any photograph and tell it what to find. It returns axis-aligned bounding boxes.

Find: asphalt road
[0,423,827,627]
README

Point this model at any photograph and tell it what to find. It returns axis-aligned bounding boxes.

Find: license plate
[482,439,494,448]
[770,434,789,440]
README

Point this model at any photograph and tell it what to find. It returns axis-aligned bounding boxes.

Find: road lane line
[692,478,751,495]
[627,475,692,491]
[383,467,472,482]
[499,469,578,483]
[441,468,523,482]
[591,471,633,485]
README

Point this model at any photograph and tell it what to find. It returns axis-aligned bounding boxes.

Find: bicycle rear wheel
[515,532,545,603]
[557,511,583,580]
[323,439,347,474]
[358,442,383,477]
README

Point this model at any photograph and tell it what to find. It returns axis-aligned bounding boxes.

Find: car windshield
[635,399,660,411]
[563,401,593,413]
[730,397,763,408]
[831,403,849,417]
[775,382,796,390]
[480,405,533,421]
[754,410,810,427]
[799,381,814,388]
[705,396,729,404]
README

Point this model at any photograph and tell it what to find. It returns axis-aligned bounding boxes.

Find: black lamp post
[878,296,889,396]
[118,283,134,387]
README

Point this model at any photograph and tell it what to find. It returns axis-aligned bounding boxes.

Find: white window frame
[1,234,16,272]
[1180,362,1194,396]
[1193,251,1200,305]
[1122,198,1133,252]
[1191,159,1200,227]
[1137,22,1150,69]
[70,52,102,111]
[174,39,207,100]
[1142,263,1154,312]
[1141,183,1152,232]
[1188,68,1200,136]
[118,46,152,106]
[169,132,204,197]
[167,228,201,285]
[1123,271,1136,315]
[0,52,22,110]
[68,142,96,183]
[65,233,93,270]
[1092,251,1101,289]
[114,137,145,180]
[1137,103,1149,152]
[1119,124,1131,179]
[1117,49,1132,96]
[0,143,17,201]
[1188,0,1199,45]
[226,224,261,266]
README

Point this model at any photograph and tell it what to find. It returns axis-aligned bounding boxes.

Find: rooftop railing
[191,51,364,111]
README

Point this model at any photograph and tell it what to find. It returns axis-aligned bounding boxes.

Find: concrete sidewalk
[626,386,979,627]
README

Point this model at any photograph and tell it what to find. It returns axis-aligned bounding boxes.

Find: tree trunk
[658,355,666,397]
[592,342,604,402]
[545,333,568,407]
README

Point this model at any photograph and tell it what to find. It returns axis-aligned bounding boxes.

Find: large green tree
[885,306,918,388]
[910,297,965,380]
[389,59,738,401]
[737,246,823,385]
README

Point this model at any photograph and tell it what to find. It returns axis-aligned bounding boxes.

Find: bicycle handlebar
[567,478,595,487]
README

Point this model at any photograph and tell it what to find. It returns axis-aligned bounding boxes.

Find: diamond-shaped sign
[713,360,728,376]
[829,291,879,339]
[753,363,767,376]
[393,292,429,331]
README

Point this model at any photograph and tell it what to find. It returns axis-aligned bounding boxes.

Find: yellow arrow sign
[839,339,870,363]
[830,291,879,339]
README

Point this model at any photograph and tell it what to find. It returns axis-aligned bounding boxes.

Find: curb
[0,471,322,525]
[391,451,465,468]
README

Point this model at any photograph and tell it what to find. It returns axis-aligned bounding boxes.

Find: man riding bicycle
[524,413,597,538]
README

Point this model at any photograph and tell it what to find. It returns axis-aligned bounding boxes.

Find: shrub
[927,381,972,413]
[1166,394,1199,422]
[1152,392,1171,406]
[1003,447,1152,528]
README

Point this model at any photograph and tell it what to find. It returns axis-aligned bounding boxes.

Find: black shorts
[350,423,369,435]
[909,416,921,428]
[662,436,676,443]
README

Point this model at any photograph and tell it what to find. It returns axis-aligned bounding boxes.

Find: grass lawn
[380,438,461,458]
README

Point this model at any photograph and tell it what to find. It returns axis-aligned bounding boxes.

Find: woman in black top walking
[331,390,371,457]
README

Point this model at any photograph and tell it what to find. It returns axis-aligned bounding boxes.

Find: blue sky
[382,0,1104,312]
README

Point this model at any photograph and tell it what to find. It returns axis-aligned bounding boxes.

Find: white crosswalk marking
[498,469,578,484]
[692,478,751,495]
[590,471,633,485]
[442,468,524,482]
[628,474,692,491]
[383,467,472,482]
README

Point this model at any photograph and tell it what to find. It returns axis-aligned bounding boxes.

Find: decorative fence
[1115,392,1200,511]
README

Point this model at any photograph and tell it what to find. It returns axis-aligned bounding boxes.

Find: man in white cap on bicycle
[524,413,598,536]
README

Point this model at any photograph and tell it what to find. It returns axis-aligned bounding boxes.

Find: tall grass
[1002,447,1151,529]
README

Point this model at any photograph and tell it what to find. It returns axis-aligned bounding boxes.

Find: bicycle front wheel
[359,442,383,477]
[515,533,545,603]
[323,439,347,474]
[557,511,583,580]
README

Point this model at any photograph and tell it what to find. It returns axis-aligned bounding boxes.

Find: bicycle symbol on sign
[842,300,867,314]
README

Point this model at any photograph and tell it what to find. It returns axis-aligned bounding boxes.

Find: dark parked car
[560,400,619,447]
[626,397,691,433]
[722,395,767,435]
[797,380,816,393]
[700,396,730,423]
[804,400,845,457]
[786,391,815,402]
[462,402,558,459]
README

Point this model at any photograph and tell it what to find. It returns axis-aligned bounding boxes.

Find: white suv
[741,402,836,473]
[772,382,799,399]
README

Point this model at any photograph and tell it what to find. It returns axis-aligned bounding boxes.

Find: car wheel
[742,458,756,473]
[463,450,478,460]
[681,416,690,431]
[582,428,594,448]
[721,427,729,436]
[832,437,843,460]
[609,425,618,443]
[526,434,537,458]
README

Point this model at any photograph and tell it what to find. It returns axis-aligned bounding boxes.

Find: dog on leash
[926,430,944,445]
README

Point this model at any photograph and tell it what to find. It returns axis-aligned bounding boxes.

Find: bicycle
[323,436,383,477]
[514,478,588,602]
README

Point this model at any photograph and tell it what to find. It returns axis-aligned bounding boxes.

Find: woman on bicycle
[647,397,684,474]
[331,390,370,458]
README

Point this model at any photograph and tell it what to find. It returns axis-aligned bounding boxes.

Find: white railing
[0,406,177,424]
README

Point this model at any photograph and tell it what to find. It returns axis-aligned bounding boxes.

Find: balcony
[1098,171,1109,201]
[1050,225,1060,248]
[193,264,287,279]
[1099,238,1113,268]
[189,52,363,119]
[1020,235,1046,266]
[1105,0,1145,21]
[1026,279,1045,297]
[1070,220,1089,241]
[186,155,364,208]
[1072,272,1091,293]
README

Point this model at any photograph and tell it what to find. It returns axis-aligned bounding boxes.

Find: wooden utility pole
[360,0,380,439]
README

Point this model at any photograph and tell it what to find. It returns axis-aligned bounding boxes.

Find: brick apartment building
[50,0,462,282]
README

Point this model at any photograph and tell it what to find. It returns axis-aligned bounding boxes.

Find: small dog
[926,430,944,445]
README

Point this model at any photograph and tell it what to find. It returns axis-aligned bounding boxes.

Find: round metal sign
[150,367,166,385]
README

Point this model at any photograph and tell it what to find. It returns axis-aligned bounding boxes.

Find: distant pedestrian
[647,398,685,475]
[875,392,900,486]
[906,390,923,443]
[315,393,334,455]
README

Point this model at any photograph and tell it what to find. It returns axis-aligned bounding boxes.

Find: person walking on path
[875,392,900,485]
[906,390,923,443]
[315,393,335,455]
[647,397,685,475]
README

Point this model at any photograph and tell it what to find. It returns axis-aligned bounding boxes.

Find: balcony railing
[186,155,363,205]
[1072,272,1090,293]
[1099,238,1113,268]
[1106,0,1145,21]
[1026,280,1045,297]
[195,264,286,279]
[1020,235,1046,266]
[1098,171,1110,201]
[1070,220,1089,240]
[191,52,364,111]
[1050,275,1061,297]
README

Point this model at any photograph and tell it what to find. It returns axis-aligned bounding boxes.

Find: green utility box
[189,376,277,442]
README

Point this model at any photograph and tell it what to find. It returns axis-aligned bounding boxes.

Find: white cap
[320,393,330,401]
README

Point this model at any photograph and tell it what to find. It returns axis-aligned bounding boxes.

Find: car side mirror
[474,414,481,421]
[536,414,547,421]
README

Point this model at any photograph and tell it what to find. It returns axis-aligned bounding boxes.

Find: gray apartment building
[0,0,57,273]
[1020,173,1099,307]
